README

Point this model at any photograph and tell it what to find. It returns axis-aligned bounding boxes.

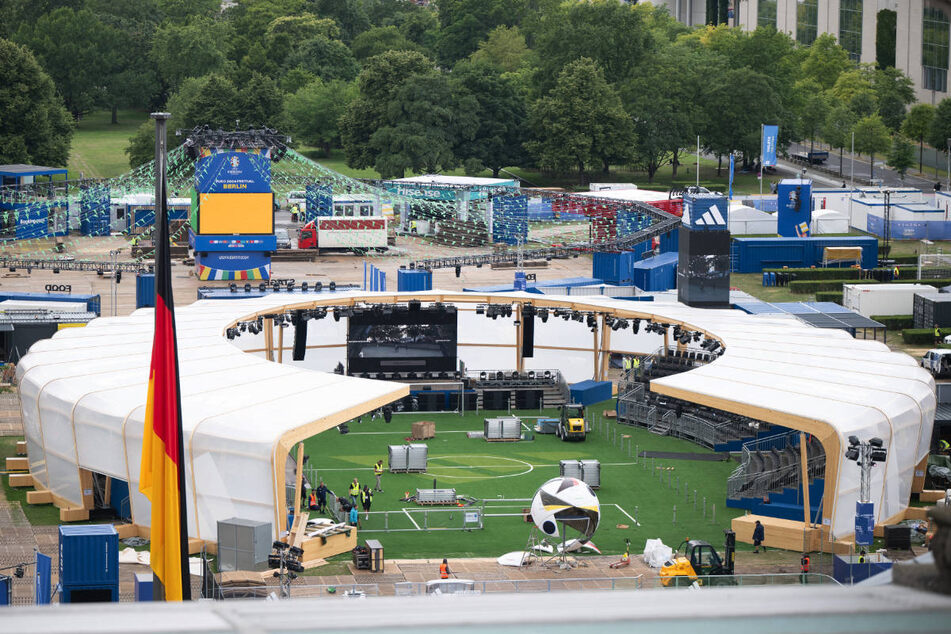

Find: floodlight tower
[845,436,888,546]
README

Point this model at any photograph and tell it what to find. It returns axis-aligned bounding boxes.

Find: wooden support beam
[264,318,274,362]
[800,432,812,528]
[293,442,304,520]
[278,323,284,364]
[599,316,611,381]
[27,490,53,505]
[8,473,33,487]
[5,456,28,471]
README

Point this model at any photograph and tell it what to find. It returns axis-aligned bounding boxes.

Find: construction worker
[800,553,810,584]
[361,485,373,520]
[936,323,942,345]
[439,558,451,579]
[631,356,640,377]
[316,481,328,513]
[622,356,632,374]
[752,520,765,553]
[374,460,384,492]
[410,219,418,234]
[349,478,360,507]
[858,549,867,564]
[308,488,317,511]
[939,438,950,454]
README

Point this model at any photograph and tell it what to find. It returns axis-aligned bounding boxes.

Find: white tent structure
[16,290,935,544]
[812,209,850,234]
[728,204,777,235]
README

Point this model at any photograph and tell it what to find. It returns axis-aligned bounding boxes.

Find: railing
[347,505,485,533]
[727,431,826,500]
[214,573,839,600]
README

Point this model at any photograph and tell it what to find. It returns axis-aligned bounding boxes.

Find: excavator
[659,530,736,587]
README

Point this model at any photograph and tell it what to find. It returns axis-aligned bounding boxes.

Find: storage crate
[484,416,521,441]
[580,459,601,489]
[388,445,408,472]
[407,444,428,471]
[59,525,119,588]
[569,380,612,406]
[560,460,583,480]
[217,518,272,572]
[411,421,435,439]
[415,488,456,504]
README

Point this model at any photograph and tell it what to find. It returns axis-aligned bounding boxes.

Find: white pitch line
[344,430,475,435]
[613,503,640,527]
[403,508,421,530]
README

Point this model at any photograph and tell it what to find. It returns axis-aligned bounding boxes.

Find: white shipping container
[842,283,938,318]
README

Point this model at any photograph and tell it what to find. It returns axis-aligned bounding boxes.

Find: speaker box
[521,306,534,358]
[292,319,307,361]
[677,226,731,308]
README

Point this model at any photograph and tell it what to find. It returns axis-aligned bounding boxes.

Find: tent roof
[728,205,773,220]
[16,290,934,540]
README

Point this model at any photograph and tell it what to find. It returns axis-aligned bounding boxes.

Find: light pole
[845,436,887,554]
[945,138,950,190]
[109,249,120,316]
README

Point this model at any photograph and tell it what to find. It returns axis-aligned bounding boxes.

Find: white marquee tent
[812,209,850,234]
[728,204,777,235]
[16,290,935,543]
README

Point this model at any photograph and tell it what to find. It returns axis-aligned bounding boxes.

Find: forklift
[556,403,587,442]
[659,529,736,587]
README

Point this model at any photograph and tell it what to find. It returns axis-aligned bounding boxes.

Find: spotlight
[632,319,640,334]
[480,371,487,380]
[845,447,859,461]
[329,281,336,291]
[572,312,583,322]
[301,282,308,292]
[679,332,690,345]
[496,371,504,380]
[259,283,267,292]
[245,283,251,293]
[315,281,323,292]
[849,435,860,447]
[869,437,883,448]
[229,283,237,293]
[476,305,485,315]
[239,322,247,332]
[538,308,548,323]
[333,308,341,321]
[618,319,629,330]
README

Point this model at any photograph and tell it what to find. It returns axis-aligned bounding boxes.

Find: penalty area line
[613,503,640,527]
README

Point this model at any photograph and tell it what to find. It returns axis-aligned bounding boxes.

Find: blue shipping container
[0,292,101,316]
[592,251,637,285]
[134,573,154,602]
[136,273,155,309]
[731,236,878,273]
[569,380,612,406]
[631,252,678,292]
[59,525,119,588]
[397,268,433,292]
[659,229,679,254]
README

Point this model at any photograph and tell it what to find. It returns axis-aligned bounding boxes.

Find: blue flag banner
[35,551,51,604]
[729,154,735,200]
[762,125,779,167]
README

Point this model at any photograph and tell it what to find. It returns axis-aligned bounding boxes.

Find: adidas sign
[694,203,726,227]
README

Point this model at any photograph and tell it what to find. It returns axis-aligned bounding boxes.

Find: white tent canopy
[812,209,850,234]
[16,290,934,542]
[728,204,777,235]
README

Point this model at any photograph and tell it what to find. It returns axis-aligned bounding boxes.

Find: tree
[125,121,157,169]
[700,67,781,174]
[434,0,525,66]
[526,58,634,180]
[450,62,528,177]
[310,0,371,42]
[238,73,284,128]
[795,79,831,152]
[852,114,891,180]
[901,103,936,173]
[801,33,852,91]
[873,66,915,129]
[0,38,73,165]
[14,8,118,118]
[887,134,915,181]
[823,104,857,177]
[340,50,435,170]
[368,73,475,178]
[928,98,951,169]
[351,26,418,61]
[468,26,530,73]
[283,36,360,82]
[150,17,233,93]
[264,14,339,68]
[165,74,241,130]
[534,0,653,89]
[283,79,356,155]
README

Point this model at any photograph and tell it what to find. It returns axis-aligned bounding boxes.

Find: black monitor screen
[347,305,457,373]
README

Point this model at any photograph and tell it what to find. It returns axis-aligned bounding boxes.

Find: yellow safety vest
[350,483,359,495]
[632,358,640,369]
[374,463,383,475]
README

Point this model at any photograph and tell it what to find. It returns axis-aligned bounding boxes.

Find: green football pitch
[302,401,745,559]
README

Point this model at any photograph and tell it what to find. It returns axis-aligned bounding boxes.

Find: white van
[921,349,951,376]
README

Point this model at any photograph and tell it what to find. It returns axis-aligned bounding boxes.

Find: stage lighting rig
[476,305,485,315]
[538,308,549,322]
[632,318,640,334]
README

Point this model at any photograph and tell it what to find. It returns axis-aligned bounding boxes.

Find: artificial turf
[302,400,745,559]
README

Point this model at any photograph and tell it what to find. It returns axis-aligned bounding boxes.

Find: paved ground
[787,141,938,190]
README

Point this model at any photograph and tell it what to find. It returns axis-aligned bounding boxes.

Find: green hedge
[789,279,878,293]
[890,255,920,265]
[902,328,947,344]
[762,268,864,281]
[814,291,843,304]
[870,314,914,330]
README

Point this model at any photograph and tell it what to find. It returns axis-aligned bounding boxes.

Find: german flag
[139,114,190,601]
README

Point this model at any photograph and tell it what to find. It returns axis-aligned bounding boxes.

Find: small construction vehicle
[659,530,736,587]
[556,403,587,442]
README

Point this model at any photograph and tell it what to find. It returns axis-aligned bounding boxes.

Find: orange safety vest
[801,555,810,573]
[439,563,449,579]
[309,492,316,507]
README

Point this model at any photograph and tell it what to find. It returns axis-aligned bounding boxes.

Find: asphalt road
[787,141,939,190]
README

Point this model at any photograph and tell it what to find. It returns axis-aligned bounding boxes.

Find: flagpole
[150,111,191,601]
[760,124,764,196]
[696,135,700,187]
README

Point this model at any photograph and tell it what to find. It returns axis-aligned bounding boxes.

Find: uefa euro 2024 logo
[229,156,240,169]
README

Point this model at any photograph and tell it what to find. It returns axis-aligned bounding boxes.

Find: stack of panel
[580,459,601,489]
[559,460,583,480]
[484,416,521,441]
[407,444,428,471]
[388,445,409,472]
[416,488,456,504]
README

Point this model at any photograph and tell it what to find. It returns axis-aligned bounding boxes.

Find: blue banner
[16,202,48,240]
[195,150,271,194]
[729,154,735,200]
[762,125,779,167]
[192,234,277,252]
[492,195,528,245]
[35,552,51,604]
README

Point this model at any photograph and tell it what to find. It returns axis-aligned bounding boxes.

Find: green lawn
[0,437,62,525]
[302,402,744,559]
[67,109,150,179]
[730,273,810,303]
